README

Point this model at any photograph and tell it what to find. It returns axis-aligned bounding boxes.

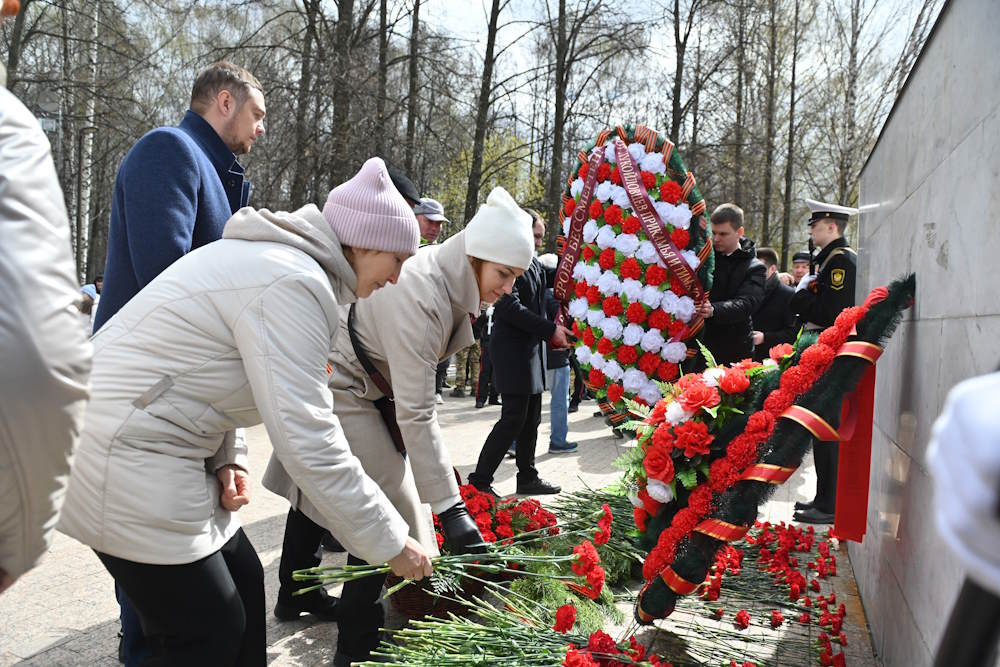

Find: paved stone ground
[0,390,879,666]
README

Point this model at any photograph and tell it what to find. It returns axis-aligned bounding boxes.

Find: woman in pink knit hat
[58,157,431,664]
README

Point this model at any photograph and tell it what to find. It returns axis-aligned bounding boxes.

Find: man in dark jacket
[469,211,572,497]
[752,247,799,361]
[696,203,766,366]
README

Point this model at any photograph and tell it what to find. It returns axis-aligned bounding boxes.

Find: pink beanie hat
[322,157,420,255]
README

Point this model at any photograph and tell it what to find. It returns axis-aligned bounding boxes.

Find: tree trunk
[761,0,778,245]
[690,35,702,172]
[331,0,355,186]
[837,0,861,204]
[3,0,33,93]
[404,0,421,174]
[669,0,686,144]
[732,0,746,205]
[462,0,502,223]
[75,0,100,282]
[375,0,388,157]
[780,0,800,271]
[544,0,568,235]
[291,0,320,205]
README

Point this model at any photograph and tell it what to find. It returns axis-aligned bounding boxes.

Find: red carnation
[597,337,614,355]
[587,629,617,656]
[622,215,641,234]
[606,383,624,404]
[474,512,493,532]
[734,610,751,630]
[649,399,668,424]
[620,257,641,280]
[657,361,680,381]
[745,410,775,435]
[626,302,648,324]
[769,343,795,361]
[481,529,497,542]
[436,532,444,549]
[763,388,795,412]
[646,264,668,286]
[609,166,622,185]
[586,285,601,305]
[496,524,514,539]
[582,245,595,262]
[589,198,604,220]
[574,281,589,297]
[616,345,638,365]
[572,320,581,337]
[648,308,671,330]
[598,248,617,270]
[800,343,836,372]
[589,368,606,388]
[677,381,720,412]
[563,648,599,667]
[633,506,649,532]
[667,318,687,338]
[553,604,577,633]
[660,180,683,204]
[770,610,785,628]
[687,485,713,516]
[639,351,661,376]
[604,204,623,226]
[578,162,589,180]
[582,328,596,346]
[643,444,675,483]
[564,198,576,217]
[674,420,714,458]
[719,367,750,394]
[596,163,611,182]
[779,365,811,395]
[640,170,657,189]
[651,422,674,450]
[602,296,624,317]
[671,228,690,248]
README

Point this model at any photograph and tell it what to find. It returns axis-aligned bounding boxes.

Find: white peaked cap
[464,187,534,270]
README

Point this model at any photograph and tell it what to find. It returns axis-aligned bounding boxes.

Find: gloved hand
[437,502,487,554]
[796,274,817,293]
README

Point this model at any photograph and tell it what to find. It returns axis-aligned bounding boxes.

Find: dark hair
[756,247,779,268]
[190,62,262,114]
[522,207,545,227]
[95,275,103,281]
[710,203,744,231]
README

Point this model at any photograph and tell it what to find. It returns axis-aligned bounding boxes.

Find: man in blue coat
[92,61,265,665]
[93,61,266,331]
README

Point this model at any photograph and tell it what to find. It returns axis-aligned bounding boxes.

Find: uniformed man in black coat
[696,203,767,367]
[790,198,859,524]
[751,247,798,361]
[468,210,572,498]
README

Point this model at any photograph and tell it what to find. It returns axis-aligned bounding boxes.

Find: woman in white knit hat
[57,157,431,665]
[265,186,543,664]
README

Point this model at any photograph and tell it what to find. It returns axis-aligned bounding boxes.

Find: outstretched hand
[217,465,251,512]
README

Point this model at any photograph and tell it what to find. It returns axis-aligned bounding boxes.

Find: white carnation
[675,296,696,323]
[568,297,589,320]
[570,178,584,198]
[661,341,688,363]
[590,352,606,370]
[639,380,665,406]
[574,345,592,365]
[669,203,692,230]
[596,225,618,250]
[640,151,666,174]
[562,217,571,236]
[636,240,660,265]
[599,316,623,341]
[595,180,614,203]
[623,368,648,392]
[623,323,645,346]
[587,308,605,327]
[604,142,618,164]
[653,201,675,225]
[582,263,602,285]
[763,358,779,369]
[628,486,643,508]
[660,290,680,316]
[682,249,700,269]
[582,219,600,244]
[620,278,643,302]
[628,142,646,164]
[596,270,621,296]
[640,285,663,309]
[702,367,725,388]
[603,360,624,381]
[572,260,587,281]
[665,399,693,424]
[613,233,640,257]
[646,478,675,503]
[640,329,665,353]
[611,185,631,210]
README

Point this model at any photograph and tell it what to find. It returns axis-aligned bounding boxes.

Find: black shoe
[450,387,466,398]
[472,484,502,502]
[516,478,561,495]
[321,530,345,552]
[548,441,578,454]
[794,500,814,512]
[336,601,385,663]
[592,410,604,418]
[274,589,340,622]
[568,403,579,413]
[442,381,453,389]
[794,507,835,524]
[488,397,501,406]
[505,445,516,458]
[475,401,486,408]
[611,427,625,439]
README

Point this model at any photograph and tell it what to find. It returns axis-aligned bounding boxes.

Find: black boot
[274,509,338,621]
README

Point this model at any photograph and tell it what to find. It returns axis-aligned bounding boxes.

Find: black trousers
[336,554,387,657]
[277,508,326,603]
[811,439,840,513]
[569,354,585,406]
[477,338,498,402]
[469,392,541,488]
[97,528,265,667]
[435,358,450,394]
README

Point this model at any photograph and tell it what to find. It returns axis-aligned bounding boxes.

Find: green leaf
[624,397,651,417]
[701,404,719,418]
[697,461,710,478]
[676,467,698,490]
[654,380,674,396]
[697,340,718,368]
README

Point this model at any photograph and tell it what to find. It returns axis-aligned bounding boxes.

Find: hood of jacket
[222,204,358,305]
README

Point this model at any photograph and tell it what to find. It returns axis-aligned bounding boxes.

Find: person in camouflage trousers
[450,341,481,398]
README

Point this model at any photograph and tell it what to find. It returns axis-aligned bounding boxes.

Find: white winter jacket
[58,205,410,566]
[0,88,93,580]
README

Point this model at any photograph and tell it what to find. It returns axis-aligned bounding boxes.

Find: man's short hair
[190,62,262,114]
[523,207,545,227]
[756,247,779,268]
[710,203,744,231]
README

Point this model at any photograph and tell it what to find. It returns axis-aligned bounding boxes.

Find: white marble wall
[854,0,1000,664]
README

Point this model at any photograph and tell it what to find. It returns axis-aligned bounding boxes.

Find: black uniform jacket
[752,272,798,361]
[790,236,856,329]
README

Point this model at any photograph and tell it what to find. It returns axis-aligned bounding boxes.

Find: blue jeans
[550,366,570,445]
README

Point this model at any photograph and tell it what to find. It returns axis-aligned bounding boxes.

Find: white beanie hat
[464,187,534,270]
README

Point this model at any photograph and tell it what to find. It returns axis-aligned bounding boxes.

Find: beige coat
[264,231,479,553]
[0,89,93,580]
[58,205,410,566]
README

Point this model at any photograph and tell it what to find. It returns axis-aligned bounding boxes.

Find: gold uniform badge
[830,268,846,290]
